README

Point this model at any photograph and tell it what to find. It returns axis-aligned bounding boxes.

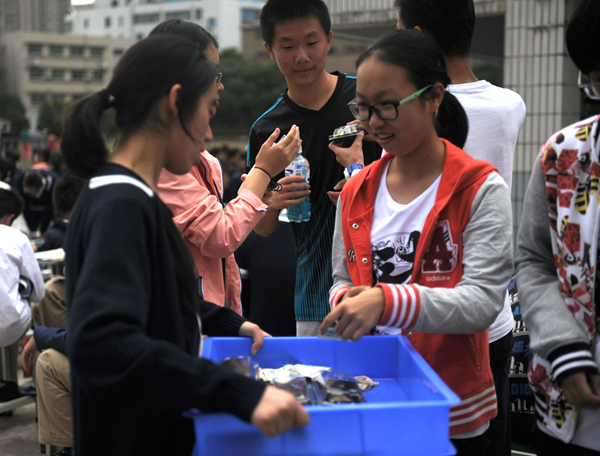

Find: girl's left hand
[239,322,271,355]
[320,287,385,341]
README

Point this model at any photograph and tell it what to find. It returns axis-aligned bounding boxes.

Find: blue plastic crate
[189,335,460,456]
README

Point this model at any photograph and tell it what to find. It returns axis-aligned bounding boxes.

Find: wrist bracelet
[344,163,364,180]
[254,166,282,192]
[254,166,272,179]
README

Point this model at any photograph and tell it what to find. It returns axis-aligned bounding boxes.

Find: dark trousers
[537,431,600,456]
[486,331,514,456]
[451,432,490,456]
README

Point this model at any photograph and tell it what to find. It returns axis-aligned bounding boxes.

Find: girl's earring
[434,109,439,118]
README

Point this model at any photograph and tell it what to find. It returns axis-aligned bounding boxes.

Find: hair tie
[254,166,282,192]
[97,89,115,109]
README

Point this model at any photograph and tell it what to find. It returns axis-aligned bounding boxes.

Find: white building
[66,0,265,51]
[0,31,130,130]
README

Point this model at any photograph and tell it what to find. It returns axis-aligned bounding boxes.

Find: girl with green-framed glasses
[321,29,512,456]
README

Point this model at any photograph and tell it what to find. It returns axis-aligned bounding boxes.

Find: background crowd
[1,1,599,456]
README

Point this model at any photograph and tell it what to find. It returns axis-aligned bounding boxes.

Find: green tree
[38,98,67,135]
[0,94,30,132]
[211,48,288,136]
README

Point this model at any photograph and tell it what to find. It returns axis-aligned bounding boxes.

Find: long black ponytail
[61,35,218,178]
[357,29,469,148]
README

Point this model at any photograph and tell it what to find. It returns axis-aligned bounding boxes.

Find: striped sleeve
[329,286,351,309]
[548,343,599,385]
[375,283,421,329]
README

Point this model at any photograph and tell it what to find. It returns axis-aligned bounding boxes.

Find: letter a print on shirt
[421,220,458,273]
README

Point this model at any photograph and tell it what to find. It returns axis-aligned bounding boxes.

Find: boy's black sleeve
[246,127,262,172]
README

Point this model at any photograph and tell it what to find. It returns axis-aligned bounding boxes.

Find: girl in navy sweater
[61,34,308,456]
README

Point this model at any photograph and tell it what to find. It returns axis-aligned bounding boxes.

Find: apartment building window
[52,69,65,80]
[52,93,66,101]
[28,44,43,56]
[30,93,46,105]
[70,46,84,57]
[113,48,124,56]
[111,0,119,6]
[84,18,90,29]
[133,13,159,24]
[241,9,260,23]
[196,9,203,20]
[208,18,217,28]
[30,68,44,80]
[90,47,104,58]
[71,70,86,81]
[92,70,105,81]
[105,17,112,28]
[166,11,190,20]
[49,45,64,57]
[136,33,144,41]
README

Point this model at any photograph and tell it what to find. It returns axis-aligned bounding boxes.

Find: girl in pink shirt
[151,20,300,314]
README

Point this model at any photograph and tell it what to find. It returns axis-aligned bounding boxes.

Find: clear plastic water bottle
[284,146,311,222]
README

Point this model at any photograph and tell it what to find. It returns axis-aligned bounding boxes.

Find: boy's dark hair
[0,186,24,219]
[149,19,219,52]
[566,0,600,73]
[357,29,469,148]
[61,35,218,179]
[33,148,51,163]
[49,151,64,173]
[23,169,44,190]
[394,0,475,58]
[260,0,331,47]
[53,174,86,218]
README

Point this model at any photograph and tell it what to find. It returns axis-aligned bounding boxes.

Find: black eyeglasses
[578,71,600,101]
[216,72,223,86]
[348,85,432,121]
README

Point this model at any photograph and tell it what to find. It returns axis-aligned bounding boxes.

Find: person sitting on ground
[0,186,44,382]
[35,174,86,252]
[22,326,72,456]
[11,168,55,234]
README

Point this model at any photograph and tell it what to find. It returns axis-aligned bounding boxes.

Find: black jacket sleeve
[201,299,247,336]
[34,326,68,355]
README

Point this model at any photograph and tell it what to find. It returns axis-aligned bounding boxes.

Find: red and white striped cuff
[375,283,420,329]
[329,286,351,309]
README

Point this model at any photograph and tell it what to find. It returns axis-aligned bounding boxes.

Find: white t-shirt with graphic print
[370,161,441,335]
